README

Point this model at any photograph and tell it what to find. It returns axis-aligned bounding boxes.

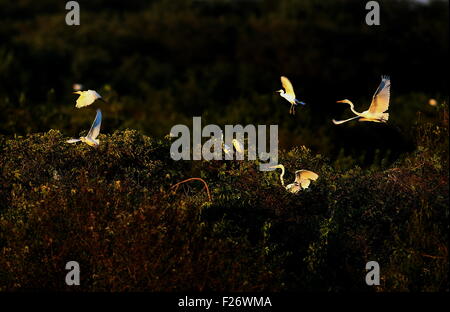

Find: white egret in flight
[332,75,391,124]
[74,90,105,108]
[67,109,102,147]
[270,164,319,194]
[276,76,306,115]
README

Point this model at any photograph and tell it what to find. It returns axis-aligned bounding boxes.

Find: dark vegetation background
[0,0,448,291]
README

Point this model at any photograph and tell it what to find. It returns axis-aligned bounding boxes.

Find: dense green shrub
[0,105,447,291]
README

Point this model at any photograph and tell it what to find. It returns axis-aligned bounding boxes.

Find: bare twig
[170,178,212,202]
[421,254,445,260]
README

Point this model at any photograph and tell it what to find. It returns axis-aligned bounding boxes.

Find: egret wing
[295,170,319,188]
[297,170,319,181]
[87,109,102,140]
[300,179,311,189]
[281,76,296,98]
[66,138,81,144]
[75,90,102,108]
[220,132,233,155]
[75,93,87,108]
[223,143,232,156]
[232,139,244,154]
[369,75,390,114]
[90,90,102,99]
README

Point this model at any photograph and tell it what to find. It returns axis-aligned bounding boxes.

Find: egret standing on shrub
[220,134,244,158]
[276,76,306,115]
[223,142,232,156]
[74,90,104,108]
[232,139,244,156]
[67,109,102,147]
[220,133,232,156]
[270,164,319,194]
[332,75,391,124]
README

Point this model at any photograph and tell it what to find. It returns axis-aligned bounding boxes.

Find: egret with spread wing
[276,76,306,115]
[269,164,319,194]
[333,75,391,124]
[67,109,102,147]
[74,90,105,108]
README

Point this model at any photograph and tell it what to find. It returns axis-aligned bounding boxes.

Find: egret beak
[275,90,282,93]
[336,100,346,103]
[73,91,82,94]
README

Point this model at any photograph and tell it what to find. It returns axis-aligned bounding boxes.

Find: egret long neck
[346,100,362,116]
[278,166,285,186]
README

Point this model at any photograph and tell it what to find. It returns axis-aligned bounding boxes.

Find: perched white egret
[223,142,232,156]
[270,164,319,194]
[333,75,391,125]
[74,90,104,108]
[52,169,61,181]
[232,139,244,155]
[276,76,306,115]
[220,133,245,158]
[67,109,102,147]
[215,132,232,157]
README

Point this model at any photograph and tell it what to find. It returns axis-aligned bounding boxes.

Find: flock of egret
[276,75,391,124]
[65,74,392,193]
[273,74,391,191]
[66,90,104,147]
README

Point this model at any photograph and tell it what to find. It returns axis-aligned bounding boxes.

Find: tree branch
[170,178,212,202]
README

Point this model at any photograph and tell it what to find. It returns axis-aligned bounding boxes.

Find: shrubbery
[0,105,448,291]
[0,0,448,292]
